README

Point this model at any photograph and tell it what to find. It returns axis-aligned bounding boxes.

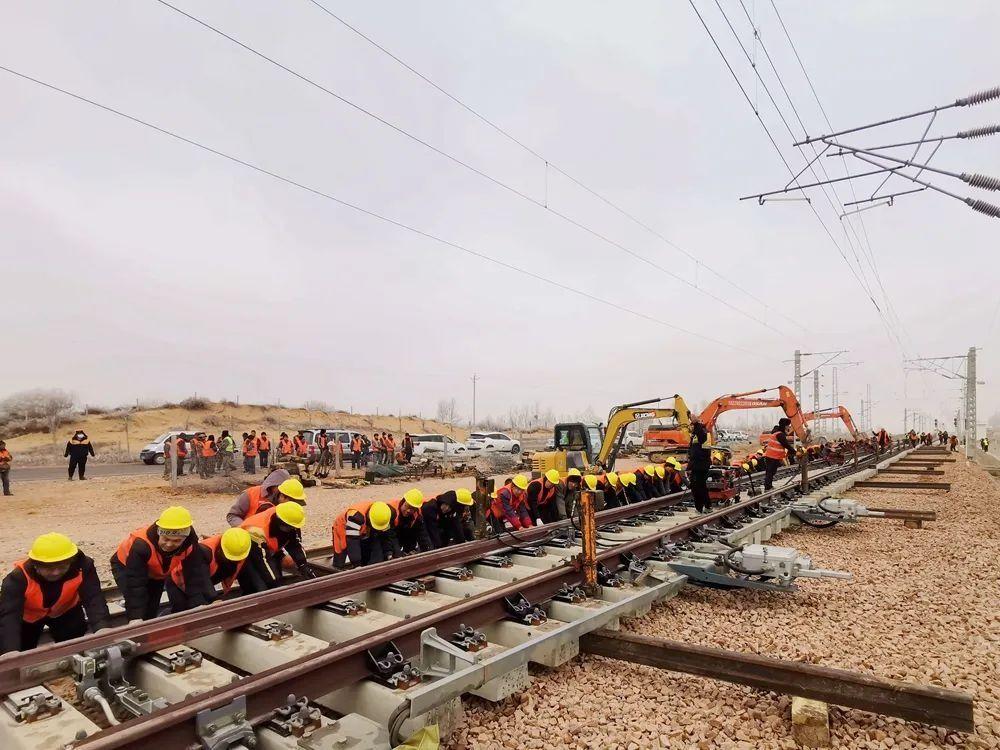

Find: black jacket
[687,423,712,471]
[65,438,95,460]
[1,553,109,652]
[395,508,433,554]
[423,492,475,548]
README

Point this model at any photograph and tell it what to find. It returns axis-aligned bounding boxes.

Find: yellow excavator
[531,395,691,475]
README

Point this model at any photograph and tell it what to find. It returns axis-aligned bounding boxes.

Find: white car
[411,434,468,456]
[623,430,643,450]
[465,432,521,454]
[140,430,202,464]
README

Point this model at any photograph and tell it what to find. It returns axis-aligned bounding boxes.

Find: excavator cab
[534,423,604,474]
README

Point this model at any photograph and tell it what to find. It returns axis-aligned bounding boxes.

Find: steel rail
[69,451,900,749]
[0,446,889,695]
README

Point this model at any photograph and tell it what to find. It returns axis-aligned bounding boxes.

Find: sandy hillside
[3,401,471,463]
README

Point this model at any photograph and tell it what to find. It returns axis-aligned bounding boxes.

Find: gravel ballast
[451,457,1000,749]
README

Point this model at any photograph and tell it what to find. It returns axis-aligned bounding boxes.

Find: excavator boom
[803,406,861,441]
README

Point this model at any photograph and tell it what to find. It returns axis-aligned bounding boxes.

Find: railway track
[0,445,930,750]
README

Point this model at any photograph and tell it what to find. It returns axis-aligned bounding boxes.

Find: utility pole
[866,384,872,432]
[471,373,478,429]
[794,349,802,404]
[965,347,977,457]
[812,370,820,414]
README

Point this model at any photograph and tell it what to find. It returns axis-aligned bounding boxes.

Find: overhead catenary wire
[299,0,808,334]
[0,63,770,358]
[688,0,906,354]
[150,0,787,337]
[825,141,1000,192]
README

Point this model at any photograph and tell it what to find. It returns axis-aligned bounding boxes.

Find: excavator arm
[596,395,690,470]
[698,386,811,443]
[803,406,860,441]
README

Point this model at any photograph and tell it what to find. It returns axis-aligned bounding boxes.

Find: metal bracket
[620,552,650,584]
[597,563,624,588]
[366,642,422,689]
[265,694,322,738]
[196,696,255,750]
[418,627,483,679]
[503,593,547,625]
[148,648,203,674]
[542,536,574,548]
[511,546,546,557]
[435,566,474,580]
[381,580,426,596]
[2,687,62,723]
[315,599,368,617]
[551,583,587,604]
[242,621,294,641]
[476,555,513,568]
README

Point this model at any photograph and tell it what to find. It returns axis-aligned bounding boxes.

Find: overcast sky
[3,1,997,431]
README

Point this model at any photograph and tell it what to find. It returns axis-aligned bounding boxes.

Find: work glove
[245,526,267,546]
[298,565,318,579]
[535,518,543,527]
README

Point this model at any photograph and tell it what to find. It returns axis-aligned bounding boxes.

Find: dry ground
[452,456,1000,749]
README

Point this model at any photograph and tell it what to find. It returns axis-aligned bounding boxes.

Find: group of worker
[0,473,314,653]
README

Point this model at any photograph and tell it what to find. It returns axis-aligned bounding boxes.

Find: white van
[411,434,468,456]
[140,430,202,464]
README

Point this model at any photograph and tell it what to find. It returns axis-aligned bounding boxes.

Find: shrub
[180,397,210,410]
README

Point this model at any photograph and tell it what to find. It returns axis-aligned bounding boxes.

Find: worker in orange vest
[241,502,315,588]
[350,434,363,469]
[526,470,561,525]
[174,528,262,599]
[331,501,400,567]
[200,434,217,477]
[423,488,476,547]
[388,490,433,554]
[762,418,795,491]
[384,434,397,465]
[292,431,309,458]
[596,471,623,508]
[242,433,258,474]
[1,533,109,653]
[227,470,304,526]
[110,506,213,622]
[489,475,533,531]
[278,432,293,457]
[256,431,271,469]
[0,439,12,496]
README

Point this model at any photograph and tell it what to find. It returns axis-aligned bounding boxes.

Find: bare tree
[436,398,459,425]
[302,400,333,413]
[0,388,76,439]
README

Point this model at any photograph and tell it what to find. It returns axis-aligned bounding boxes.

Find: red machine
[803,406,861,441]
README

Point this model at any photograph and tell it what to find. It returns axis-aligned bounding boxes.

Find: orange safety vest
[527,478,557,507]
[332,500,394,555]
[175,440,188,458]
[174,536,244,594]
[257,436,270,451]
[489,484,527,519]
[201,440,216,458]
[763,433,787,460]
[317,434,329,450]
[278,437,293,455]
[385,437,395,451]
[387,497,423,528]
[243,439,258,457]
[115,528,193,581]
[351,437,362,452]
[293,437,308,456]
[243,485,273,518]
[14,560,83,623]
[241,507,283,554]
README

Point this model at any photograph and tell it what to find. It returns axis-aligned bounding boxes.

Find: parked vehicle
[140,430,202,465]
[623,430,643,451]
[299,428,351,457]
[465,432,521,453]
[411,434,468,456]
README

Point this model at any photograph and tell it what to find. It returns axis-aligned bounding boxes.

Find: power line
[298,0,808,334]
[0,63,768,358]
[151,0,788,336]
[687,0,905,353]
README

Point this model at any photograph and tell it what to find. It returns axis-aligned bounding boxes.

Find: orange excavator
[643,386,811,456]
[803,406,861,441]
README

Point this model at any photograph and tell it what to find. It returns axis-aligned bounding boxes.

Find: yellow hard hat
[645,464,656,476]
[567,468,582,477]
[455,488,474,506]
[369,501,392,531]
[512,474,529,491]
[220,528,252,562]
[275,501,305,529]
[157,506,193,530]
[606,471,619,485]
[622,472,637,486]
[667,458,682,470]
[277,478,306,503]
[741,463,750,471]
[28,533,78,564]
[655,466,665,478]
[583,474,599,491]
[402,489,424,509]
[544,469,561,484]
